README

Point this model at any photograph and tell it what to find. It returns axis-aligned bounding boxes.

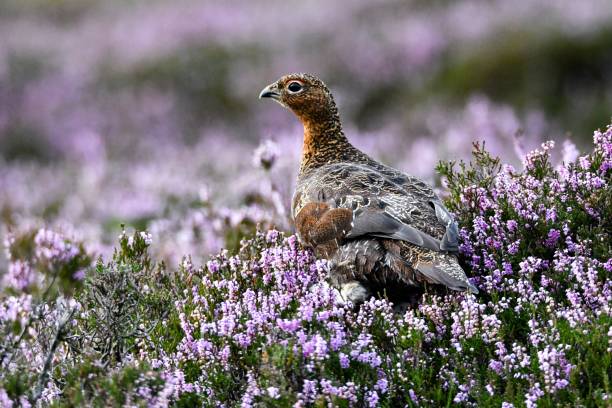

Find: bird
[259,73,478,305]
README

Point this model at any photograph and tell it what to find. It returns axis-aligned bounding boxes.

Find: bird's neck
[298,116,354,175]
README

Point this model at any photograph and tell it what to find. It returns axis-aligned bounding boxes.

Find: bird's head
[259,73,339,124]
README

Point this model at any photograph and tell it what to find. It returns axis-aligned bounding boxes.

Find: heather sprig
[3,228,91,296]
[72,227,172,366]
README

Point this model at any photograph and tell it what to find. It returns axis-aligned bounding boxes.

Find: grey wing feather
[431,200,459,252]
[416,262,479,294]
[346,207,442,252]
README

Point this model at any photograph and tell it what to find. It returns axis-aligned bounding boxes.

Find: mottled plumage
[260,73,478,304]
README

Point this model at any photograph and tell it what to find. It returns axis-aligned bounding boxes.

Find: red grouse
[259,73,478,304]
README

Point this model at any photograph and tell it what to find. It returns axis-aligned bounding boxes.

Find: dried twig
[30,306,77,405]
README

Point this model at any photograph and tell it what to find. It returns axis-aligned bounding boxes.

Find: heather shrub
[0,229,176,406]
[0,126,610,406]
[434,128,611,406]
[1,228,91,405]
[56,229,186,406]
[73,230,172,364]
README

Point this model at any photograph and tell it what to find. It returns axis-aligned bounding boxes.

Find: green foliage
[436,141,502,218]
[55,361,165,407]
[74,229,172,365]
[0,229,185,406]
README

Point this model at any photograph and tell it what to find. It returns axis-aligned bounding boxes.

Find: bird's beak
[259,83,280,100]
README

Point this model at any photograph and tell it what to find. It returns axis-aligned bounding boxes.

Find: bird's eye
[287,81,303,93]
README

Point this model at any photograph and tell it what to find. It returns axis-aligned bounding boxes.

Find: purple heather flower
[545,229,561,248]
[339,353,350,369]
[578,156,591,170]
[409,389,418,404]
[545,208,557,223]
[300,380,318,403]
[266,387,280,399]
[34,229,80,265]
[507,241,520,255]
[3,260,35,291]
[277,318,301,333]
[365,390,379,407]
[561,140,579,164]
[140,231,153,246]
[0,388,13,408]
[375,377,388,394]
[453,389,469,403]
[489,359,503,374]
[537,345,573,393]
[525,383,544,408]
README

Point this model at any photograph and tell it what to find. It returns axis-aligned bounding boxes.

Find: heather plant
[434,128,612,406]
[72,229,171,365]
[66,126,607,407]
[55,229,179,406]
[0,228,91,405]
[0,228,182,406]
[0,126,610,406]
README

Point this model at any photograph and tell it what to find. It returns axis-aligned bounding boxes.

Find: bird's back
[293,159,443,240]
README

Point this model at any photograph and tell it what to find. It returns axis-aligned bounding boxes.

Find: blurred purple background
[1,0,611,265]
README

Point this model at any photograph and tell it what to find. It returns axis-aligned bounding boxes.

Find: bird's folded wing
[415,261,479,293]
[345,205,442,252]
